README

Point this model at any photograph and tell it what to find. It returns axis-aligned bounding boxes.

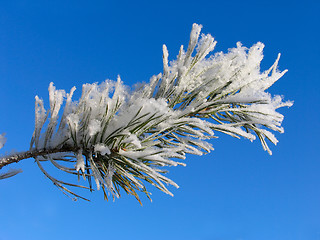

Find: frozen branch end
[0,24,292,203]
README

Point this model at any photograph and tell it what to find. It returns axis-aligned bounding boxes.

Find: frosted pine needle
[0,24,292,203]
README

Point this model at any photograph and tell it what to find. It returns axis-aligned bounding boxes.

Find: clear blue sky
[0,0,319,239]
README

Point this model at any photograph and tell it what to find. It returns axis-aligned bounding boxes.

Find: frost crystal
[27,23,292,202]
[75,150,85,173]
[94,144,111,155]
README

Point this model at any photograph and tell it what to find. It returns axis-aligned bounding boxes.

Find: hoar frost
[25,23,292,202]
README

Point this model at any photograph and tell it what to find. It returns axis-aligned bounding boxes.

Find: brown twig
[0,145,78,170]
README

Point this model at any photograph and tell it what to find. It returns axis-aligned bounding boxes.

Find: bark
[0,146,77,170]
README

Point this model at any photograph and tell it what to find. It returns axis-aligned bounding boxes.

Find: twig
[0,146,78,169]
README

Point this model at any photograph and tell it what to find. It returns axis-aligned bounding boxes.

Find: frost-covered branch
[0,24,292,203]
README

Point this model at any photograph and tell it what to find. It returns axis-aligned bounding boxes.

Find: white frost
[94,144,111,155]
[75,150,85,173]
[88,119,101,136]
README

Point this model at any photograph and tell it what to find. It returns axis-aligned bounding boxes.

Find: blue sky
[0,0,319,239]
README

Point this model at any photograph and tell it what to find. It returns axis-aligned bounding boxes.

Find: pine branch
[0,23,292,203]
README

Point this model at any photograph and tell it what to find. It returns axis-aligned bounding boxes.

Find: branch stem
[0,146,78,169]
